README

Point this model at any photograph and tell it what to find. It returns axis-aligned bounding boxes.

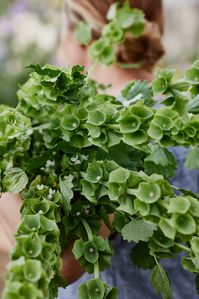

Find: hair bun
[117,21,164,68]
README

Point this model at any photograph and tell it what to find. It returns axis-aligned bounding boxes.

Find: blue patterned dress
[58,147,199,299]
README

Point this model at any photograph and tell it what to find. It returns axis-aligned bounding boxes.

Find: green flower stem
[82,219,93,241]
[94,261,100,279]
[174,242,191,253]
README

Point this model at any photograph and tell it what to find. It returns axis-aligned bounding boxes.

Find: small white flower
[46,160,55,167]
[37,184,44,190]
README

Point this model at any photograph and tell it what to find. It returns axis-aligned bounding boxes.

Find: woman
[0,1,198,298]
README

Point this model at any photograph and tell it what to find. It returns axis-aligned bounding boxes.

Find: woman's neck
[89,63,154,96]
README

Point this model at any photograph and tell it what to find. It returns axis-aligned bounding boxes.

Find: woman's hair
[65,0,165,68]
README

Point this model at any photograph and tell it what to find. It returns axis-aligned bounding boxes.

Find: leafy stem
[174,242,191,253]
[94,261,100,279]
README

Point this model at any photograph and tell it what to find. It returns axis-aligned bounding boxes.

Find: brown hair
[65,0,165,68]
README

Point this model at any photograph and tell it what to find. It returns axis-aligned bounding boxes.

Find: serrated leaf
[121,218,156,243]
[121,80,154,106]
[2,167,28,193]
[130,242,156,269]
[144,145,177,178]
[151,263,172,299]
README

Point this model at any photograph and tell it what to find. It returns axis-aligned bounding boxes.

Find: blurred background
[0,0,199,106]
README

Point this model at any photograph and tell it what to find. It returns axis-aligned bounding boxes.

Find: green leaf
[105,286,118,299]
[136,182,161,203]
[121,218,156,243]
[78,282,89,299]
[72,239,84,260]
[130,242,156,269]
[107,3,119,20]
[151,263,172,299]
[131,22,145,36]
[181,257,196,273]
[121,81,154,107]
[144,145,177,178]
[2,167,28,193]
[187,95,199,114]
[195,274,199,295]
[59,175,74,209]
[74,21,92,46]
[185,148,199,170]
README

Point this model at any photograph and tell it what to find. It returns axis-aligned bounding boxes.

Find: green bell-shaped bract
[124,129,148,146]
[190,237,199,257]
[153,229,174,248]
[83,241,99,264]
[147,123,163,140]
[168,196,190,214]
[22,234,42,258]
[85,163,103,183]
[134,198,150,216]
[174,213,196,235]
[119,114,141,133]
[136,182,161,203]
[87,110,106,126]
[129,105,154,120]
[23,259,42,283]
[152,115,173,131]
[109,168,130,184]
[61,115,80,131]
[188,196,199,217]
[158,218,176,240]
[108,182,125,201]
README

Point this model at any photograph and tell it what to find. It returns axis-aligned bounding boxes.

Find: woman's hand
[0,193,22,292]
